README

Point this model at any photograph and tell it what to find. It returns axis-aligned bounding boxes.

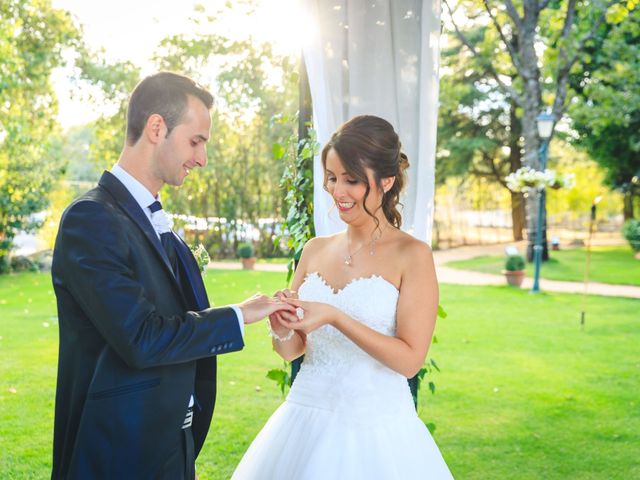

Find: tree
[0,0,79,271]
[153,9,298,257]
[437,25,527,240]
[569,8,640,219]
[442,0,636,260]
[73,2,299,257]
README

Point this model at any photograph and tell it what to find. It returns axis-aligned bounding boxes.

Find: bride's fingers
[278,310,299,323]
[279,316,304,330]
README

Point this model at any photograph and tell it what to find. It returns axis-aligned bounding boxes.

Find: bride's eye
[346,178,359,185]
[326,176,336,184]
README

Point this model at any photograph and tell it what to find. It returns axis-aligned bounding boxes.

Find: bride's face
[324,148,383,225]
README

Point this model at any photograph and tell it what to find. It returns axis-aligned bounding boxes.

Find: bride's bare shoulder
[303,232,343,253]
[392,230,434,266]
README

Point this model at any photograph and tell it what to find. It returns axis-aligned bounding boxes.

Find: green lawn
[213,257,288,264]
[447,246,640,286]
[1,270,638,479]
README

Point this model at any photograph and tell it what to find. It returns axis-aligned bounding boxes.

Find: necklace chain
[344,224,387,266]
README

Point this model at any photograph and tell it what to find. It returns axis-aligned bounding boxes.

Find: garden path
[209,240,640,299]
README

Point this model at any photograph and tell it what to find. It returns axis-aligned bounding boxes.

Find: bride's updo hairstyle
[321,115,409,229]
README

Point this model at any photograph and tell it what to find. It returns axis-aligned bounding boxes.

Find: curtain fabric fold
[302,0,441,243]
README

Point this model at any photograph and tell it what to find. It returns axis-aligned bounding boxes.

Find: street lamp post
[531,112,555,293]
[581,196,603,328]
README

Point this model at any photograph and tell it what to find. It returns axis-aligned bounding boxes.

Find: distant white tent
[302,0,441,243]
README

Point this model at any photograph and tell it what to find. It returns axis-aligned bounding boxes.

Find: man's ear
[381,176,395,194]
[145,114,166,144]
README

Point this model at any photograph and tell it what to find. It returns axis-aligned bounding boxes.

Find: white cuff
[230,305,244,337]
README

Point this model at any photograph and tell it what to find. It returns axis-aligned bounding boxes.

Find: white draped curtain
[301,0,441,243]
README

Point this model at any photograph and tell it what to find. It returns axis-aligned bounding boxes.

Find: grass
[446,246,640,286]
[1,270,639,479]
[212,257,288,264]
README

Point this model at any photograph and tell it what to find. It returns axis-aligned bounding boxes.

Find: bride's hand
[279,298,343,335]
[268,289,298,335]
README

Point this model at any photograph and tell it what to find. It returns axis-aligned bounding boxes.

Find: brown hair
[125,71,214,146]
[321,115,409,229]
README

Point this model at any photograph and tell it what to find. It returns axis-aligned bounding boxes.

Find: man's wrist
[230,305,245,337]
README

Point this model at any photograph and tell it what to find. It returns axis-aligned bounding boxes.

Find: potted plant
[622,219,640,259]
[237,242,256,270]
[503,254,526,287]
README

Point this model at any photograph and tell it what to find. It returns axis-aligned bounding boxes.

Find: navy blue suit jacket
[51,172,244,479]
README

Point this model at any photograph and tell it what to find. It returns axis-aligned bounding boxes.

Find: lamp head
[536,112,555,139]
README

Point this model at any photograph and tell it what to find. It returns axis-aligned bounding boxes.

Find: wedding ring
[295,307,305,320]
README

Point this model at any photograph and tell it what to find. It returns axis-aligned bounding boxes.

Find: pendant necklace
[344,224,387,267]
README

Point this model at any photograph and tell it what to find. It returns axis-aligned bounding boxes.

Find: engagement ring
[295,307,305,320]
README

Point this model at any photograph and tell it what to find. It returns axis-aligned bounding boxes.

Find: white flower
[190,243,210,274]
[506,167,576,193]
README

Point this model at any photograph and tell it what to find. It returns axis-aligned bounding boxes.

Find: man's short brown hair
[126,72,214,145]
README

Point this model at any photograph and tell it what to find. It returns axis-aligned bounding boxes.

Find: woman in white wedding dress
[232,115,453,479]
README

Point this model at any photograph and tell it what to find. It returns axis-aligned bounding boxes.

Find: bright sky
[51,0,310,129]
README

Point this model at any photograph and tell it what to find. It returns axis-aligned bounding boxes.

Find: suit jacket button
[210,347,216,353]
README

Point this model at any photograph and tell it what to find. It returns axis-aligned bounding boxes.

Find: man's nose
[195,145,207,168]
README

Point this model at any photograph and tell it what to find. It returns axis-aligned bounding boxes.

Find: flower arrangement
[190,243,210,274]
[505,167,575,193]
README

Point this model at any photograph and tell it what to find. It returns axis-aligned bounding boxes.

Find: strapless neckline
[303,271,399,296]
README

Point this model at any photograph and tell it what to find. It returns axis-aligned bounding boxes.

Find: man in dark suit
[51,72,291,479]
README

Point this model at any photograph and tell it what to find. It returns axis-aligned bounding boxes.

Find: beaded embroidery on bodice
[297,272,400,377]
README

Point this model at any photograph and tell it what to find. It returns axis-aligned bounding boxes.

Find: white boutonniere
[190,243,210,274]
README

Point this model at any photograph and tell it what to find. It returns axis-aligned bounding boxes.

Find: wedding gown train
[231,272,453,479]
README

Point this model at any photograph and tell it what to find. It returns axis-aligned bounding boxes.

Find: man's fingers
[283,298,305,307]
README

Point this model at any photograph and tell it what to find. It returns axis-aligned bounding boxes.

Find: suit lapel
[97,172,183,294]
[171,232,210,310]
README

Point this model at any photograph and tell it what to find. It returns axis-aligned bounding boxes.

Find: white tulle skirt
[231,367,453,479]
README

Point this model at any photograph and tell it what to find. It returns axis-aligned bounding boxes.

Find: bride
[232,115,453,479]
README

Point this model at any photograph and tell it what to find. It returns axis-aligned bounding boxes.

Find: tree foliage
[569,8,640,218]
[0,0,79,271]
[439,0,637,249]
[437,23,526,239]
[75,2,299,258]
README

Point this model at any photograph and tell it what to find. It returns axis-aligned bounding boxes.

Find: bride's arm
[283,241,438,378]
[269,238,321,362]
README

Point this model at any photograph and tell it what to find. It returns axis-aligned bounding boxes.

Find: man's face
[153,95,211,187]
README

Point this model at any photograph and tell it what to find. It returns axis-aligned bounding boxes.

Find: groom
[51,72,291,479]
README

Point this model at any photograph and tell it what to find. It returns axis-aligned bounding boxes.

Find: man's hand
[238,294,295,325]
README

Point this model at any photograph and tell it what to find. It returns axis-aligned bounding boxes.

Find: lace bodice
[233,273,453,480]
[296,272,400,378]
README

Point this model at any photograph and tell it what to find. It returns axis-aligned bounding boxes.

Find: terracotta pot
[241,257,256,270]
[503,270,525,287]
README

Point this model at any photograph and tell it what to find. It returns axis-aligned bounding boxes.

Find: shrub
[10,255,39,272]
[505,254,526,271]
[236,242,255,259]
[622,220,640,252]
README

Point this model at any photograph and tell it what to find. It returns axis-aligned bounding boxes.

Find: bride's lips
[336,201,356,212]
